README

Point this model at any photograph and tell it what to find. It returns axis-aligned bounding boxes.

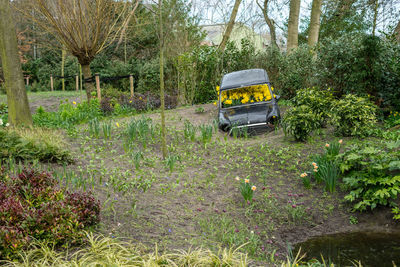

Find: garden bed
[1,92,400,265]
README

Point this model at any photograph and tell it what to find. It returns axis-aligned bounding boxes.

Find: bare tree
[308,0,323,46]
[219,0,242,51]
[287,0,301,51]
[0,0,32,126]
[19,0,137,101]
[256,0,277,47]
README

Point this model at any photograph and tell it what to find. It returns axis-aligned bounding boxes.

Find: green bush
[292,87,334,126]
[0,168,100,259]
[340,141,400,212]
[0,127,71,163]
[330,94,377,137]
[276,45,316,99]
[318,34,400,110]
[282,105,321,141]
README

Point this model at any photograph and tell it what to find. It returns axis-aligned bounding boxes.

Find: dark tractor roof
[220,69,270,91]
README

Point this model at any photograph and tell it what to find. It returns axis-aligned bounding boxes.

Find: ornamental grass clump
[236,176,256,202]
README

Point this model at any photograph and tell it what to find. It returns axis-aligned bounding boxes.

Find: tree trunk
[394,20,400,42]
[287,0,301,51]
[308,0,323,46]
[219,0,242,51]
[372,0,379,36]
[257,0,277,47]
[0,0,32,126]
[159,0,167,159]
[81,64,93,102]
[61,48,66,91]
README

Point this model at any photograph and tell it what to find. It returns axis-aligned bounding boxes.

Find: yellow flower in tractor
[225,99,232,105]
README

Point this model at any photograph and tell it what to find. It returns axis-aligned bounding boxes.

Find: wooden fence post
[95,73,101,102]
[75,75,79,91]
[129,74,134,98]
[50,75,54,91]
[25,76,29,86]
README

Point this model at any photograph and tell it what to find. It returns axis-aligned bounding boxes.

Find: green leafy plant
[340,141,400,212]
[101,121,112,139]
[330,94,377,137]
[199,124,213,147]
[88,118,100,138]
[132,150,143,170]
[282,105,321,141]
[165,154,180,173]
[183,120,196,142]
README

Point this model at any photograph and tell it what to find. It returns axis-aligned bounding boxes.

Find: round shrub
[282,105,321,141]
[0,168,100,259]
[292,87,334,126]
[330,94,377,137]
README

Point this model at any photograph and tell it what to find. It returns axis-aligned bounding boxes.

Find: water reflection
[294,232,400,267]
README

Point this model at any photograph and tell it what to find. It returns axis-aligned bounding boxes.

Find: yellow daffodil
[116,122,120,128]
[73,101,76,105]
[251,186,256,191]
[245,179,249,183]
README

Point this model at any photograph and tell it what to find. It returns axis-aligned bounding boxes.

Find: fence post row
[95,73,101,102]
[75,75,79,91]
[50,75,54,91]
[130,74,134,98]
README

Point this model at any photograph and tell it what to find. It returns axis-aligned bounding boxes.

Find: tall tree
[394,20,400,42]
[308,0,323,46]
[159,0,167,159]
[371,0,379,36]
[219,0,242,51]
[256,0,277,47]
[287,0,301,51]
[20,0,137,101]
[0,0,32,126]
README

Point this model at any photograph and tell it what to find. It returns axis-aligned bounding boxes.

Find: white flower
[5,123,9,127]
[0,119,3,126]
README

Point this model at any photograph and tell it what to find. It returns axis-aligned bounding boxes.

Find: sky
[188,0,400,37]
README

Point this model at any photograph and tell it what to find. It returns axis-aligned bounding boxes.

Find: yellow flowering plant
[218,84,275,108]
[237,176,256,202]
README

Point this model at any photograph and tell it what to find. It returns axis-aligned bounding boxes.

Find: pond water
[294,232,400,267]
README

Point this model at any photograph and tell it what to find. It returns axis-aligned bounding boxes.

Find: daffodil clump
[236,176,256,202]
[217,84,274,108]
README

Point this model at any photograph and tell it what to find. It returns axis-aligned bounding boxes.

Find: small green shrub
[292,87,334,126]
[0,168,100,259]
[282,105,321,141]
[330,94,377,137]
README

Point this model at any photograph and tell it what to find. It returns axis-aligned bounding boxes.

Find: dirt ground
[7,92,400,265]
